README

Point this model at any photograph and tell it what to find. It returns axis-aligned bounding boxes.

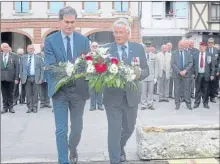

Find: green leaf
[95,77,102,92]
[116,78,120,88]
[55,76,71,92]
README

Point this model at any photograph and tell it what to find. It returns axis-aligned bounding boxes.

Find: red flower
[85,55,93,61]
[111,57,119,65]
[94,63,107,73]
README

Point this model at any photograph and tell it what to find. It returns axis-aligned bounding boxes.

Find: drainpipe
[138,2,142,43]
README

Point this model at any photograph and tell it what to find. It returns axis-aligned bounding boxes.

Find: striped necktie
[27,55,32,76]
[66,36,73,63]
[121,45,128,64]
[3,53,7,68]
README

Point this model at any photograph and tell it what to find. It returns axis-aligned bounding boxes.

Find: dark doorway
[87,31,114,45]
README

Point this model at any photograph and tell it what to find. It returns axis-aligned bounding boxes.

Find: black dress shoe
[33,109,38,113]
[70,151,78,164]
[193,103,199,108]
[204,104,210,109]
[44,104,52,108]
[175,104,180,110]
[98,106,104,111]
[120,147,126,162]
[141,107,146,110]
[210,98,216,103]
[40,104,44,108]
[164,98,169,102]
[9,108,15,113]
[1,108,8,114]
[26,109,32,113]
[158,98,164,102]
[148,105,155,110]
[186,104,192,110]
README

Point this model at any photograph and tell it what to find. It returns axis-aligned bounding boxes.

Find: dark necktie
[66,36,73,62]
[209,48,213,54]
[200,53,204,68]
[121,45,128,64]
[27,55,32,76]
[180,50,184,69]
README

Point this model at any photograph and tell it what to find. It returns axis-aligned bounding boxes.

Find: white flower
[65,61,74,77]
[87,60,93,65]
[86,64,95,73]
[75,58,81,65]
[126,74,136,82]
[109,63,118,75]
[97,47,108,55]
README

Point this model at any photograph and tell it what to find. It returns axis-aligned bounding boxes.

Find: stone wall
[136,125,220,160]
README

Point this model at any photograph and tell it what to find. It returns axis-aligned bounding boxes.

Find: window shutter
[22,2,29,13]
[152,2,163,18]
[175,2,187,18]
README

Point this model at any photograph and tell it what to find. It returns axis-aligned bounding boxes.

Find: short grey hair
[59,6,77,20]
[112,18,131,32]
[17,48,24,54]
[208,38,215,42]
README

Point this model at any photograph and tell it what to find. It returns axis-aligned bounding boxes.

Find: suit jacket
[44,31,90,98]
[155,51,172,79]
[143,52,156,81]
[171,49,193,78]
[1,52,19,82]
[193,51,215,81]
[189,47,199,56]
[102,42,149,107]
[20,54,44,84]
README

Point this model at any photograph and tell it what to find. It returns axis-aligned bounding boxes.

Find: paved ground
[1,97,219,163]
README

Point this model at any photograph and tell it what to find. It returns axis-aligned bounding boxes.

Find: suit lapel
[58,31,67,61]
[111,42,120,59]
[128,41,133,64]
[6,53,12,67]
[73,32,78,58]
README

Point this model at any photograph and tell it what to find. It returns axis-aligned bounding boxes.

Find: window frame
[13,1,31,13]
[47,1,66,14]
[112,1,130,12]
[82,2,101,13]
[209,2,220,22]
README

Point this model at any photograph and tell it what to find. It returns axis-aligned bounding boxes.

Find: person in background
[89,41,104,111]
[167,42,174,99]
[13,48,26,105]
[140,42,156,110]
[39,46,52,109]
[171,40,193,110]
[155,44,171,102]
[206,38,219,103]
[1,43,19,114]
[20,44,44,113]
[188,40,199,99]
[193,42,215,109]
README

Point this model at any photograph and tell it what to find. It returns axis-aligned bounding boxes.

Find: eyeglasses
[208,42,214,44]
[92,45,98,48]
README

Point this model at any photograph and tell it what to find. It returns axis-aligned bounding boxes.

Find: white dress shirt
[198,52,206,73]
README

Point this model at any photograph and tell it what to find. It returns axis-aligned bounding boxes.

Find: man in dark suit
[171,40,193,110]
[20,44,44,113]
[44,6,90,164]
[103,18,149,164]
[189,40,200,98]
[1,43,19,114]
[193,42,215,109]
[206,38,219,103]
[13,48,26,105]
[38,46,52,109]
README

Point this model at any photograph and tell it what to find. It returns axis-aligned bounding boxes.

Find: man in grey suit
[103,18,149,164]
[1,43,19,114]
[171,40,193,110]
[44,6,90,164]
[20,44,44,113]
[189,40,199,99]
[193,42,215,109]
[140,44,156,110]
[206,38,219,103]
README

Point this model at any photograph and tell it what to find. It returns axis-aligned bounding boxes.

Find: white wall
[1,2,138,19]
